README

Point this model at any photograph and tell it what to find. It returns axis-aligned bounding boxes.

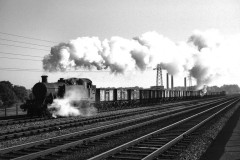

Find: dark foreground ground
[200,104,240,160]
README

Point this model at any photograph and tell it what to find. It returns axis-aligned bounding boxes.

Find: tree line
[207,84,240,94]
[0,81,29,107]
[174,84,240,94]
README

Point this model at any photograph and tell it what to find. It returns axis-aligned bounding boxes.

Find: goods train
[20,75,226,116]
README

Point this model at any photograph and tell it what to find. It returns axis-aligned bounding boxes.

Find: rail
[0,97,236,160]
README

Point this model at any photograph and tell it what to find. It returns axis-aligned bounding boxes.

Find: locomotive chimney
[41,75,48,83]
[166,73,169,89]
[60,78,64,82]
[171,75,174,89]
[184,77,187,90]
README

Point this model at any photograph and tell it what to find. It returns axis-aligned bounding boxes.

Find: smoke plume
[43,29,240,89]
[200,85,208,96]
[48,88,97,117]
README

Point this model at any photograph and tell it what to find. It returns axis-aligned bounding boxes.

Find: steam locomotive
[20,75,226,116]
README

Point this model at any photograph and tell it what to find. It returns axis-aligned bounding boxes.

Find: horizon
[1,77,239,90]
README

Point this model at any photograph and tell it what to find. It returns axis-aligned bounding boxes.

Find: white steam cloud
[200,85,208,96]
[43,29,240,89]
[48,88,97,117]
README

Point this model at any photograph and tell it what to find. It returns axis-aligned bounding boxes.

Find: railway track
[0,98,226,140]
[0,97,222,126]
[89,97,240,160]
[0,96,237,160]
[0,116,51,126]
[0,115,27,121]
[0,104,179,126]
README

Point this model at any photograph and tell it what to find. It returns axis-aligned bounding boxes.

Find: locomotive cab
[63,78,95,101]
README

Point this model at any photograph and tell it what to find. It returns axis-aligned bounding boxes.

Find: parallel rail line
[0,98,224,140]
[0,100,195,126]
[0,97,222,125]
[0,97,236,160]
[88,97,239,160]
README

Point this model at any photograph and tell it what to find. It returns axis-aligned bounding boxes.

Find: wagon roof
[64,78,92,83]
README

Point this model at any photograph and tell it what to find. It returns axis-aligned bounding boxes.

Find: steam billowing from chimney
[43,29,240,89]
[48,88,97,117]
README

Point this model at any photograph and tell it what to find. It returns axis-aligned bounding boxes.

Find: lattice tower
[153,64,163,86]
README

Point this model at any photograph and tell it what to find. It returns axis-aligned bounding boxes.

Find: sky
[0,0,240,89]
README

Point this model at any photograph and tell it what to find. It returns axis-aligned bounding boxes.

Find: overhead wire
[0,67,39,69]
[0,51,43,58]
[0,67,110,73]
[0,32,111,73]
[0,38,52,48]
[0,32,58,43]
[0,43,50,51]
[0,67,43,72]
[0,57,42,61]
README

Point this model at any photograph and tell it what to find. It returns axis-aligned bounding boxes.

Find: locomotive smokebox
[41,75,48,83]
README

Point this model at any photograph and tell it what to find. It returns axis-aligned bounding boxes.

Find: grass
[0,103,26,117]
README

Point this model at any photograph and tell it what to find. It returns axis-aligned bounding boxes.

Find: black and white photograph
[0,0,240,159]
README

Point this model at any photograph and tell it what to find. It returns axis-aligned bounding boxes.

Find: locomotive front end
[32,82,47,101]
